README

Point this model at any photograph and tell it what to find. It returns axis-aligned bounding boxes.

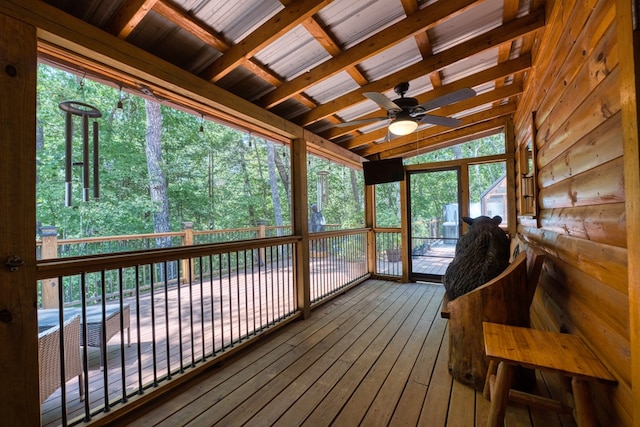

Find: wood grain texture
[0,12,39,426]
[515,1,631,424]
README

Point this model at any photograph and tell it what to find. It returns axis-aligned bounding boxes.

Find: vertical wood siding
[514,0,631,425]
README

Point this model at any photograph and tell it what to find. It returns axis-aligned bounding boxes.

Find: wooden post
[257,219,266,266]
[181,221,193,284]
[399,177,409,282]
[364,184,375,276]
[0,12,39,425]
[504,116,518,237]
[39,226,59,309]
[616,1,640,425]
[487,361,514,427]
[291,138,310,318]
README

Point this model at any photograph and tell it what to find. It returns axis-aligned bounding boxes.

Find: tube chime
[58,101,102,207]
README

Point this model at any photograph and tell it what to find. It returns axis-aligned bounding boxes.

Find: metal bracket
[5,255,24,272]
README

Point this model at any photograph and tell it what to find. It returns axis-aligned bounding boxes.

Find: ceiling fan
[337,82,476,136]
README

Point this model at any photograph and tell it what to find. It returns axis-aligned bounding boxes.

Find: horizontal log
[534,0,616,127]
[544,255,629,338]
[538,157,624,209]
[536,65,620,166]
[538,203,626,248]
[539,272,630,387]
[538,111,623,185]
[514,0,584,130]
[519,227,627,294]
[531,286,568,332]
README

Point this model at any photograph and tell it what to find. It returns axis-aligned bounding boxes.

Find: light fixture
[388,112,418,136]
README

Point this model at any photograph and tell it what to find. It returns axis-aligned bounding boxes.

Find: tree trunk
[144,100,170,247]
[274,148,291,211]
[350,169,360,213]
[237,144,257,225]
[267,141,284,235]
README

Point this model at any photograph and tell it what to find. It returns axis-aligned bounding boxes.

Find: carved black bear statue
[443,215,510,300]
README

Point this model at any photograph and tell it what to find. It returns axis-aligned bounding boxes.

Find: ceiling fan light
[389,118,418,135]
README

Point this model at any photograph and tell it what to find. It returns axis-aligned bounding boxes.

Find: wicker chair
[38,314,84,403]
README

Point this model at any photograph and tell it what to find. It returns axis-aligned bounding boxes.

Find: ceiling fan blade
[335,117,387,127]
[420,114,461,127]
[363,92,402,112]
[414,87,476,113]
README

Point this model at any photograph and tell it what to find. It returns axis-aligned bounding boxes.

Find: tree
[267,141,285,235]
[144,99,170,246]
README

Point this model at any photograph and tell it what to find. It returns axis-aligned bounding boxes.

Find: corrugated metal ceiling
[38,0,545,160]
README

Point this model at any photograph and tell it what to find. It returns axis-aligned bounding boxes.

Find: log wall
[513,0,631,425]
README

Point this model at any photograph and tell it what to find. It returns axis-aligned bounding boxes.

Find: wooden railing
[35,227,369,426]
[375,228,403,278]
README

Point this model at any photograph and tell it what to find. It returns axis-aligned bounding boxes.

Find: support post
[181,221,193,284]
[616,1,640,425]
[364,184,375,275]
[291,138,310,318]
[39,226,59,309]
[0,12,39,425]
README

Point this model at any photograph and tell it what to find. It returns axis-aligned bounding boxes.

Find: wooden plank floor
[111,281,577,427]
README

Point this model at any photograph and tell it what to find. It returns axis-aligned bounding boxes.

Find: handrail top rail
[36,235,302,279]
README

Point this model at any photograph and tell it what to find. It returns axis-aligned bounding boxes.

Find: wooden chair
[38,314,84,403]
[441,249,545,390]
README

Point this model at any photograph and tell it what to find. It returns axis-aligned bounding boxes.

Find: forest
[36,63,506,243]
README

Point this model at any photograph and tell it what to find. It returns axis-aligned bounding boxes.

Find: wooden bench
[440,249,545,390]
[483,322,617,427]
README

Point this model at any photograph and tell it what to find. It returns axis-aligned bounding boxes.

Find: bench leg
[487,361,514,427]
[484,360,497,400]
[572,377,596,427]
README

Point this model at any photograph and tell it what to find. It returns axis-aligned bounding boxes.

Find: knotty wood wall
[514,0,631,425]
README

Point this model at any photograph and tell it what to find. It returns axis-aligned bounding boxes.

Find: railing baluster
[37,232,372,426]
[118,268,127,404]
[135,265,143,393]
[150,264,157,386]
[163,262,171,380]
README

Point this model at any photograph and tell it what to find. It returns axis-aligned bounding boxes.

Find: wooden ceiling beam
[104,0,159,39]
[307,51,532,133]
[199,0,334,82]
[152,0,228,51]
[341,84,521,150]
[493,0,521,107]
[153,0,318,111]
[302,17,368,86]
[357,103,516,158]
[257,0,482,109]
[293,10,541,127]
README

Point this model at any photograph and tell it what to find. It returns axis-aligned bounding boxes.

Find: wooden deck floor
[110,280,577,427]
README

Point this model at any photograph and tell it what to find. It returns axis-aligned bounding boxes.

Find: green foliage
[306,154,365,229]
[36,64,365,240]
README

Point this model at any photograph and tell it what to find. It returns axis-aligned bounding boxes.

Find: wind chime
[58,101,102,207]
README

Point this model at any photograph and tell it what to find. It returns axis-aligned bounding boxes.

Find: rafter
[105,0,159,39]
[152,0,228,51]
[153,0,317,110]
[199,0,334,82]
[493,0,521,106]
[320,65,528,141]
[297,11,542,127]
[300,46,531,130]
[257,0,482,109]
[302,17,368,86]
